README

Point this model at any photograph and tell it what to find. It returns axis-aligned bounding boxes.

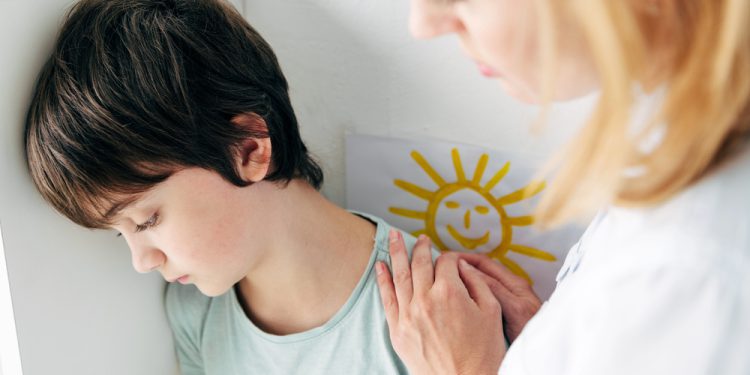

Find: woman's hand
[375,230,505,375]
[456,253,542,343]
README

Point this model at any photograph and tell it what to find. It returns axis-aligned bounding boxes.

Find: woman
[376,0,750,373]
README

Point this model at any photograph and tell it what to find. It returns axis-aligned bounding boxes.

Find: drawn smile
[446,225,490,249]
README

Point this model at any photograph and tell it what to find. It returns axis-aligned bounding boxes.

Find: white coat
[500,144,750,374]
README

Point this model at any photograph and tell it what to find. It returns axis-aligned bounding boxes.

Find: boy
[24,0,436,373]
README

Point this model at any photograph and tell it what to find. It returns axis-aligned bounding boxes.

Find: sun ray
[496,180,546,205]
[389,207,428,221]
[498,256,532,284]
[411,151,447,187]
[472,154,489,185]
[508,244,557,261]
[394,179,436,201]
[483,161,510,191]
[451,148,467,182]
[506,215,535,226]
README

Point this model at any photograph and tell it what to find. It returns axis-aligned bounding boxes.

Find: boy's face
[111,168,273,297]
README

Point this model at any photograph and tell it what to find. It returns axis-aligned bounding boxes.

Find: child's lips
[167,274,189,283]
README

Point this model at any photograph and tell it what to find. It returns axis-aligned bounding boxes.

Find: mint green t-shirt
[165,213,439,374]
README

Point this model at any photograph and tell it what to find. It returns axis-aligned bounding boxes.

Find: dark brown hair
[25,0,323,229]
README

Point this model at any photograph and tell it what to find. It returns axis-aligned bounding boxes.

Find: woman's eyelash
[134,213,160,233]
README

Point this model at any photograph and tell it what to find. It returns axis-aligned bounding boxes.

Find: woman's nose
[409,0,463,39]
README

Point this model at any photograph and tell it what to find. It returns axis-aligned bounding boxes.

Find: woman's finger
[433,251,471,300]
[456,252,529,289]
[410,234,435,296]
[458,259,501,311]
[459,254,542,343]
[388,230,414,307]
[375,261,399,326]
[478,272,516,305]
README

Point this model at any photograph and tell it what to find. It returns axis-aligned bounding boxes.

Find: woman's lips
[476,62,499,77]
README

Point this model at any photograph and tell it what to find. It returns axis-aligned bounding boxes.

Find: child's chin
[196,283,231,298]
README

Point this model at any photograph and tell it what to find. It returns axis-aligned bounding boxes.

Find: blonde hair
[534,0,750,227]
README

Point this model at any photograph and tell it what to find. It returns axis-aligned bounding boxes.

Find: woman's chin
[501,81,540,105]
[500,80,596,104]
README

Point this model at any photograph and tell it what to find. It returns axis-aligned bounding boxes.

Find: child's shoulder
[353,210,440,261]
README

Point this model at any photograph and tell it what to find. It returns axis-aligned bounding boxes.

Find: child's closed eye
[134,212,160,233]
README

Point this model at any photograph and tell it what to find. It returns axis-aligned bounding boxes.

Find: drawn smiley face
[389,148,556,283]
[430,186,504,252]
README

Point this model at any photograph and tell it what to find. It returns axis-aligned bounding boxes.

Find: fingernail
[459,259,470,269]
[418,234,431,246]
[389,229,398,243]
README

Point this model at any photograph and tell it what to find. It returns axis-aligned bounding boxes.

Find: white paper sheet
[345,134,584,300]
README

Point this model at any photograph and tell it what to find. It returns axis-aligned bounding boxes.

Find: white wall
[1,0,594,374]
[0,2,177,374]
[239,1,595,206]
[1,224,16,375]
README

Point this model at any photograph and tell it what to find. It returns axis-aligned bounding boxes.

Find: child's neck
[235,180,377,335]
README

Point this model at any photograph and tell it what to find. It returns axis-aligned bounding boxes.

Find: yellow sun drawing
[389,148,556,284]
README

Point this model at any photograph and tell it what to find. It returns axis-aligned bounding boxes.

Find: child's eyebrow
[104,195,143,221]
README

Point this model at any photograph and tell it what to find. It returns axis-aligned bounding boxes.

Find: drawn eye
[445,201,460,209]
[475,206,489,215]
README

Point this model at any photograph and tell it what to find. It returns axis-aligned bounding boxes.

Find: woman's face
[409,0,598,102]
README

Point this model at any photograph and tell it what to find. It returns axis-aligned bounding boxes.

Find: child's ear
[231,113,272,183]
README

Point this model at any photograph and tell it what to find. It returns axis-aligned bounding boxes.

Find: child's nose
[130,244,165,274]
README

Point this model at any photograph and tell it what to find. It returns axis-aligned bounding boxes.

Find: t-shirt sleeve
[165,283,209,375]
[500,258,749,375]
